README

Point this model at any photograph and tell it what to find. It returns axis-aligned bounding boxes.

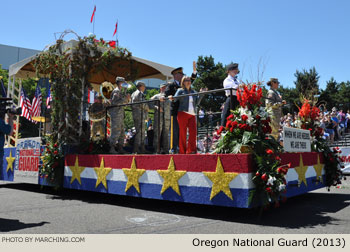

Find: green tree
[277,85,300,114]
[193,55,226,113]
[318,77,338,111]
[336,81,350,111]
[294,67,320,101]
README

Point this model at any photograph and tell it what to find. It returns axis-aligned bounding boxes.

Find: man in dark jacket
[164,62,197,153]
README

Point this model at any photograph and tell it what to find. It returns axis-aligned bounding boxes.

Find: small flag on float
[113,21,118,36]
[46,83,52,109]
[20,88,32,122]
[90,5,96,23]
[31,83,42,118]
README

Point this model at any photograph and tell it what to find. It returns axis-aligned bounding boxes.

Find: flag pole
[93,10,95,35]
[116,20,119,47]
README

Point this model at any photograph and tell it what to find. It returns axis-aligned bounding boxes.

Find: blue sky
[1,0,349,89]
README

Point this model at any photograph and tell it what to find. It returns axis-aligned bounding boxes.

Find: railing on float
[104,87,236,153]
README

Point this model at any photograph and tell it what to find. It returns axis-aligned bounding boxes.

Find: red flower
[108,40,116,48]
[239,123,248,130]
[275,156,281,161]
[255,172,260,177]
[237,84,263,107]
[54,150,58,155]
[227,114,234,120]
[277,167,283,173]
[226,120,232,129]
[231,121,238,128]
[261,174,268,181]
[217,126,224,135]
[241,115,248,121]
[255,115,261,120]
[265,187,272,193]
[266,149,273,155]
[54,143,58,148]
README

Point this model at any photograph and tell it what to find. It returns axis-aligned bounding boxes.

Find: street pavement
[0,177,349,234]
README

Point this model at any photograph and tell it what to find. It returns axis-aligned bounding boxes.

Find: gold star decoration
[294,154,308,187]
[69,156,86,185]
[157,157,186,196]
[122,157,145,193]
[203,157,239,200]
[6,151,16,172]
[94,157,112,189]
[313,154,324,184]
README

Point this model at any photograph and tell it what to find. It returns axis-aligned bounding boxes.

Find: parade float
[0,33,343,209]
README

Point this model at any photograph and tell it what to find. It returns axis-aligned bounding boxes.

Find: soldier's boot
[116,144,127,154]
[109,145,118,154]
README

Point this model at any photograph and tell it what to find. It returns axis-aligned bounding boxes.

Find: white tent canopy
[9,40,174,83]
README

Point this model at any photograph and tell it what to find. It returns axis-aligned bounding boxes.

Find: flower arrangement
[296,99,343,188]
[216,84,288,207]
[39,136,64,184]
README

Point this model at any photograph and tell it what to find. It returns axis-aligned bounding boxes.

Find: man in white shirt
[221,63,240,126]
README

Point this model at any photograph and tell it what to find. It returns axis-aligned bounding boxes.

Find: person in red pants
[170,76,207,154]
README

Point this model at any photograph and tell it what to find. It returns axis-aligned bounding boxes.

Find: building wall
[0,44,40,70]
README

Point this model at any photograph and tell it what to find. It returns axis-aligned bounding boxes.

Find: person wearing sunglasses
[169,76,207,154]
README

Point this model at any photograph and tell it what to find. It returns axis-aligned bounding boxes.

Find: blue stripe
[285,175,326,197]
[64,176,250,208]
[63,174,326,208]
[1,148,15,181]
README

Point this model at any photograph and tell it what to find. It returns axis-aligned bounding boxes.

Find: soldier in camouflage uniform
[265,78,286,140]
[150,83,171,154]
[131,81,149,154]
[109,76,130,154]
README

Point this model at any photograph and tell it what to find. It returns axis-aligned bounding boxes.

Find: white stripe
[286,165,325,182]
[65,164,326,189]
[64,166,255,189]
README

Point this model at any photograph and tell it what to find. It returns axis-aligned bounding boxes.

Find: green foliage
[277,84,300,114]
[39,135,64,185]
[294,67,320,101]
[193,55,226,112]
[145,88,159,100]
[124,110,134,130]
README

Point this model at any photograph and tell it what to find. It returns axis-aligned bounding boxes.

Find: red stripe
[65,152,324,173]
[65,154,254,173]
[280,152,324,167]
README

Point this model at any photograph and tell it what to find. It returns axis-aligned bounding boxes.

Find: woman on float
[170,76,207,154]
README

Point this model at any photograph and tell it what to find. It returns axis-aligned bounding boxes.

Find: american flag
[32,84,42,118]
[20,88,32,121]
[46,83,52,108]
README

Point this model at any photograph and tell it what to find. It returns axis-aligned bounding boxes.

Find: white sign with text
[338,147,350,174]
[283,127,311,152]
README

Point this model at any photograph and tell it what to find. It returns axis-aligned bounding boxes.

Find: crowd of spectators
[279,107,350,143]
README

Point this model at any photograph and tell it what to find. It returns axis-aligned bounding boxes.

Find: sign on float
[14,137,41,184]
[283,127,311,152]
